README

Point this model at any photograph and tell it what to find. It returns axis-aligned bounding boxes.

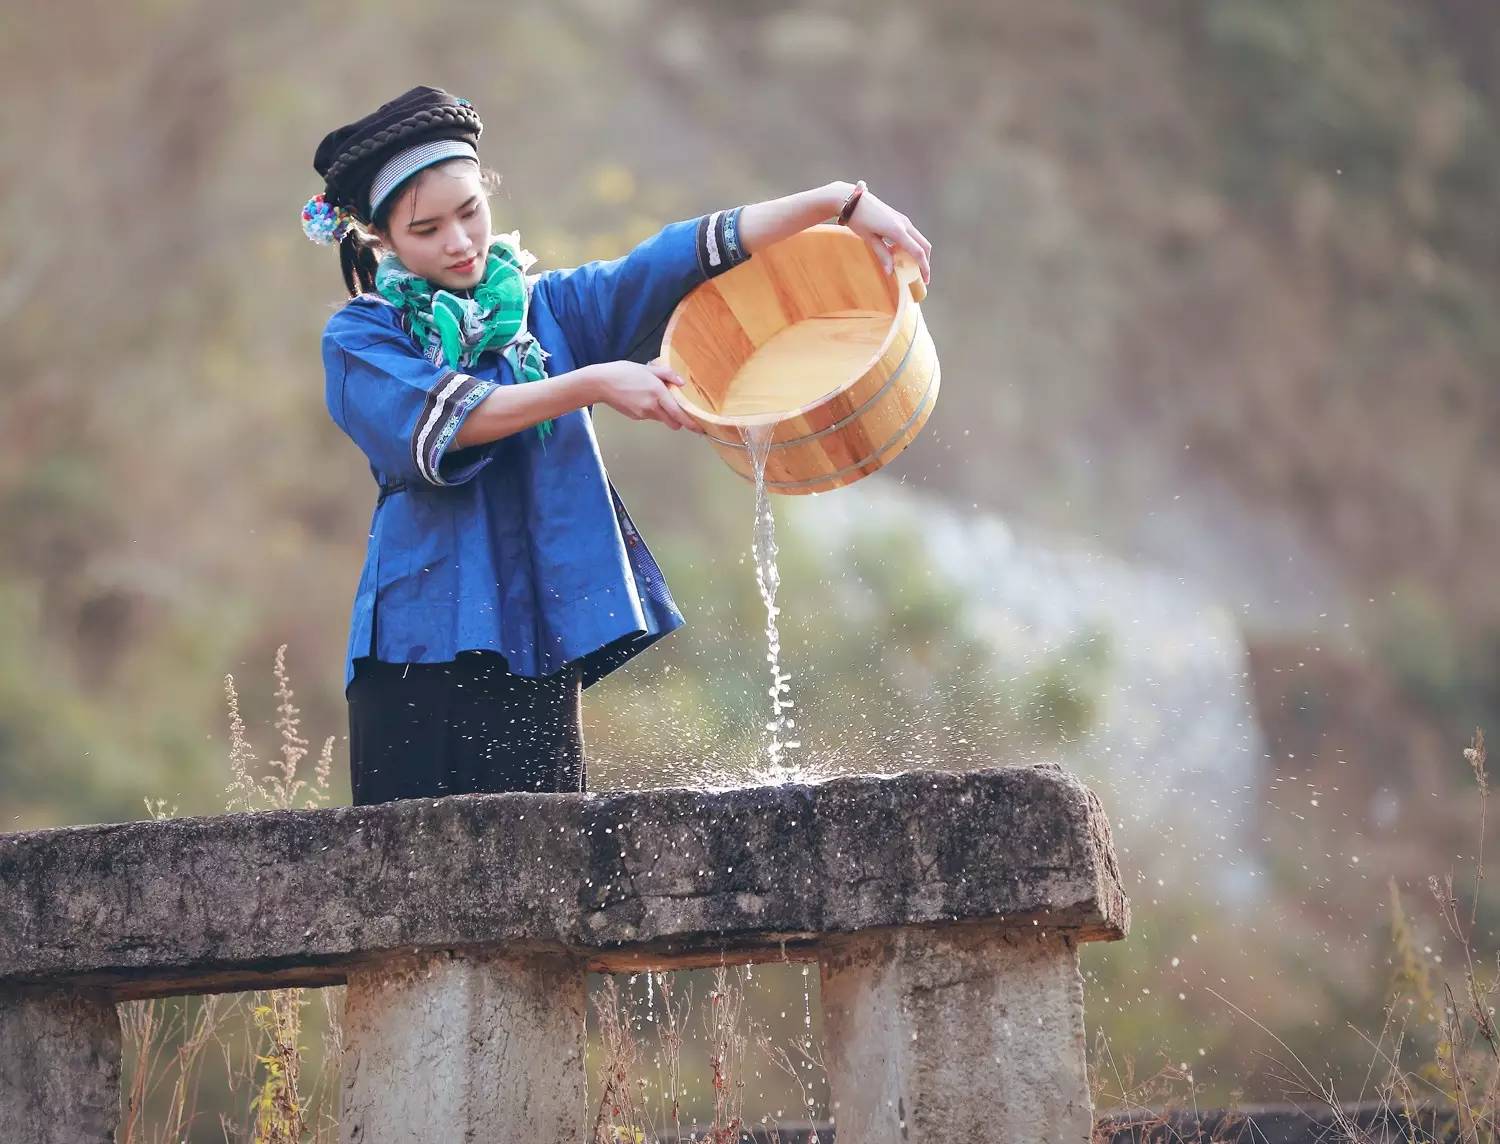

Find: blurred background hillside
[4,0,1499,1124]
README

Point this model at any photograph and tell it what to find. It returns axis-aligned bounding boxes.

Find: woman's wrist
[738,183,856,255]
[825,180,856,219]
[569,364,607,407]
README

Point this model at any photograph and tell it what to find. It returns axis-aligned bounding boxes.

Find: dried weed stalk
[592,964,819,1144]
[756,1016,825,1144]
[1185,727,1499,1143]
[1088,1027,1248,1143]
[120,645,340,1143]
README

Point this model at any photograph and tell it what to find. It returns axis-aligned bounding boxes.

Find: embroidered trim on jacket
[411,371,497,485]
[696,207,751,280]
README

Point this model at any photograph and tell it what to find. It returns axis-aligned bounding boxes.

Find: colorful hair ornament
[301,193,356,245]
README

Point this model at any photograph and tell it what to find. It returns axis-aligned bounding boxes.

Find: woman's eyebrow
[407,195,479,229]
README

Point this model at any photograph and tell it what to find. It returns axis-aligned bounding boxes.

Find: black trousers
[346,651,585,806]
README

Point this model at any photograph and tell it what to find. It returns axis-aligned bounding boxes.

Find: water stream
[744,424,800,778]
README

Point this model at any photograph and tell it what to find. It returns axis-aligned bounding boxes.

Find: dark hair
[338,161,504,297]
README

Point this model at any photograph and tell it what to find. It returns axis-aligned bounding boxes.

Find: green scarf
[376,231,553,444]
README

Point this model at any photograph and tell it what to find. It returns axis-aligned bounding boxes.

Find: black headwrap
[313,85,483,222]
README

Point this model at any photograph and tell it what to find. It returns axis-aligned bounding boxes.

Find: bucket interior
[669,232,905,420]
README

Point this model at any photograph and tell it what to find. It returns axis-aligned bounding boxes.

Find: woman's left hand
[843,184,932,287]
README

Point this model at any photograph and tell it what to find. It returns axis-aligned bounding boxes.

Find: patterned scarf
[376,231,553,444]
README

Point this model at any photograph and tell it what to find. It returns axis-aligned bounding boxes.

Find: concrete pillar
[0,987,121,1141]
[819,926,1092,1144]
[340,949,587,1143]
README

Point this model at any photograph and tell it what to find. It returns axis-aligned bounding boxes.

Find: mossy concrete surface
[0,764,1127,1000]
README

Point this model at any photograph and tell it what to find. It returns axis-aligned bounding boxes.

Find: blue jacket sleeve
[322,298,498,488]
[537,208,752,368]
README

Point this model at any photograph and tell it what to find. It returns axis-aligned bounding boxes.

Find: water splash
[744,423,801,779]
[801,963,813,1033]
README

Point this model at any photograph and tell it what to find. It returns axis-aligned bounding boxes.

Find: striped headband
[368,139,478,217]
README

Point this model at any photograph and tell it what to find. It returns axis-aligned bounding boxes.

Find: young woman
[305,86,932,805]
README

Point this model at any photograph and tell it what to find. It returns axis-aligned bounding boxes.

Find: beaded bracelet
[837,180,867,226]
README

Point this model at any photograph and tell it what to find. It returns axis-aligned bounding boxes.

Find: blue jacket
[322,209,750,692]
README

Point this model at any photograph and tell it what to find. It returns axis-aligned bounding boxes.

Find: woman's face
[377,160,492,290]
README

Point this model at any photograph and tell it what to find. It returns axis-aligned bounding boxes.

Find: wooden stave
[663,226,938,492]
[665,226,920,435]
[700,303,930,453]
[709,327,939,492]
[768,358,942,495]
[672,290,922,449]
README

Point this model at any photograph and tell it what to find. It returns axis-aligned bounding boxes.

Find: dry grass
[1088,1033,1249,1143]
[119,645,825,1143]
[1088,728,1496,1144]
[1349,728,1500,1142]
[120,658,1500,1141]
[592,965,825,1144]
[756,1022,824,1142]
[118,645,340,1143]
[1222,731,1499,1143]
[593,974,658,1142]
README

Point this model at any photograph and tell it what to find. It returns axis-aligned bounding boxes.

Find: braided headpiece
[305,86,484,241]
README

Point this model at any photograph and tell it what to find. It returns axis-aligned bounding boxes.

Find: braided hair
[312,87,488,297]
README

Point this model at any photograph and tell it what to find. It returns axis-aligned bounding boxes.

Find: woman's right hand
[590,359,705,433]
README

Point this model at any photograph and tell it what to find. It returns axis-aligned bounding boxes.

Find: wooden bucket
[661,223,938,495]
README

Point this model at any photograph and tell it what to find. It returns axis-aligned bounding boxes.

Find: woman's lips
[450,255,477,272]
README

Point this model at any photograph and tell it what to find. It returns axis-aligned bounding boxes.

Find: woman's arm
[452,370,598,448]
[531,215,750,370]
[452,361,700,447]
[738,180,933,284]
[736,182,850,253]
[533,184,933,376]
